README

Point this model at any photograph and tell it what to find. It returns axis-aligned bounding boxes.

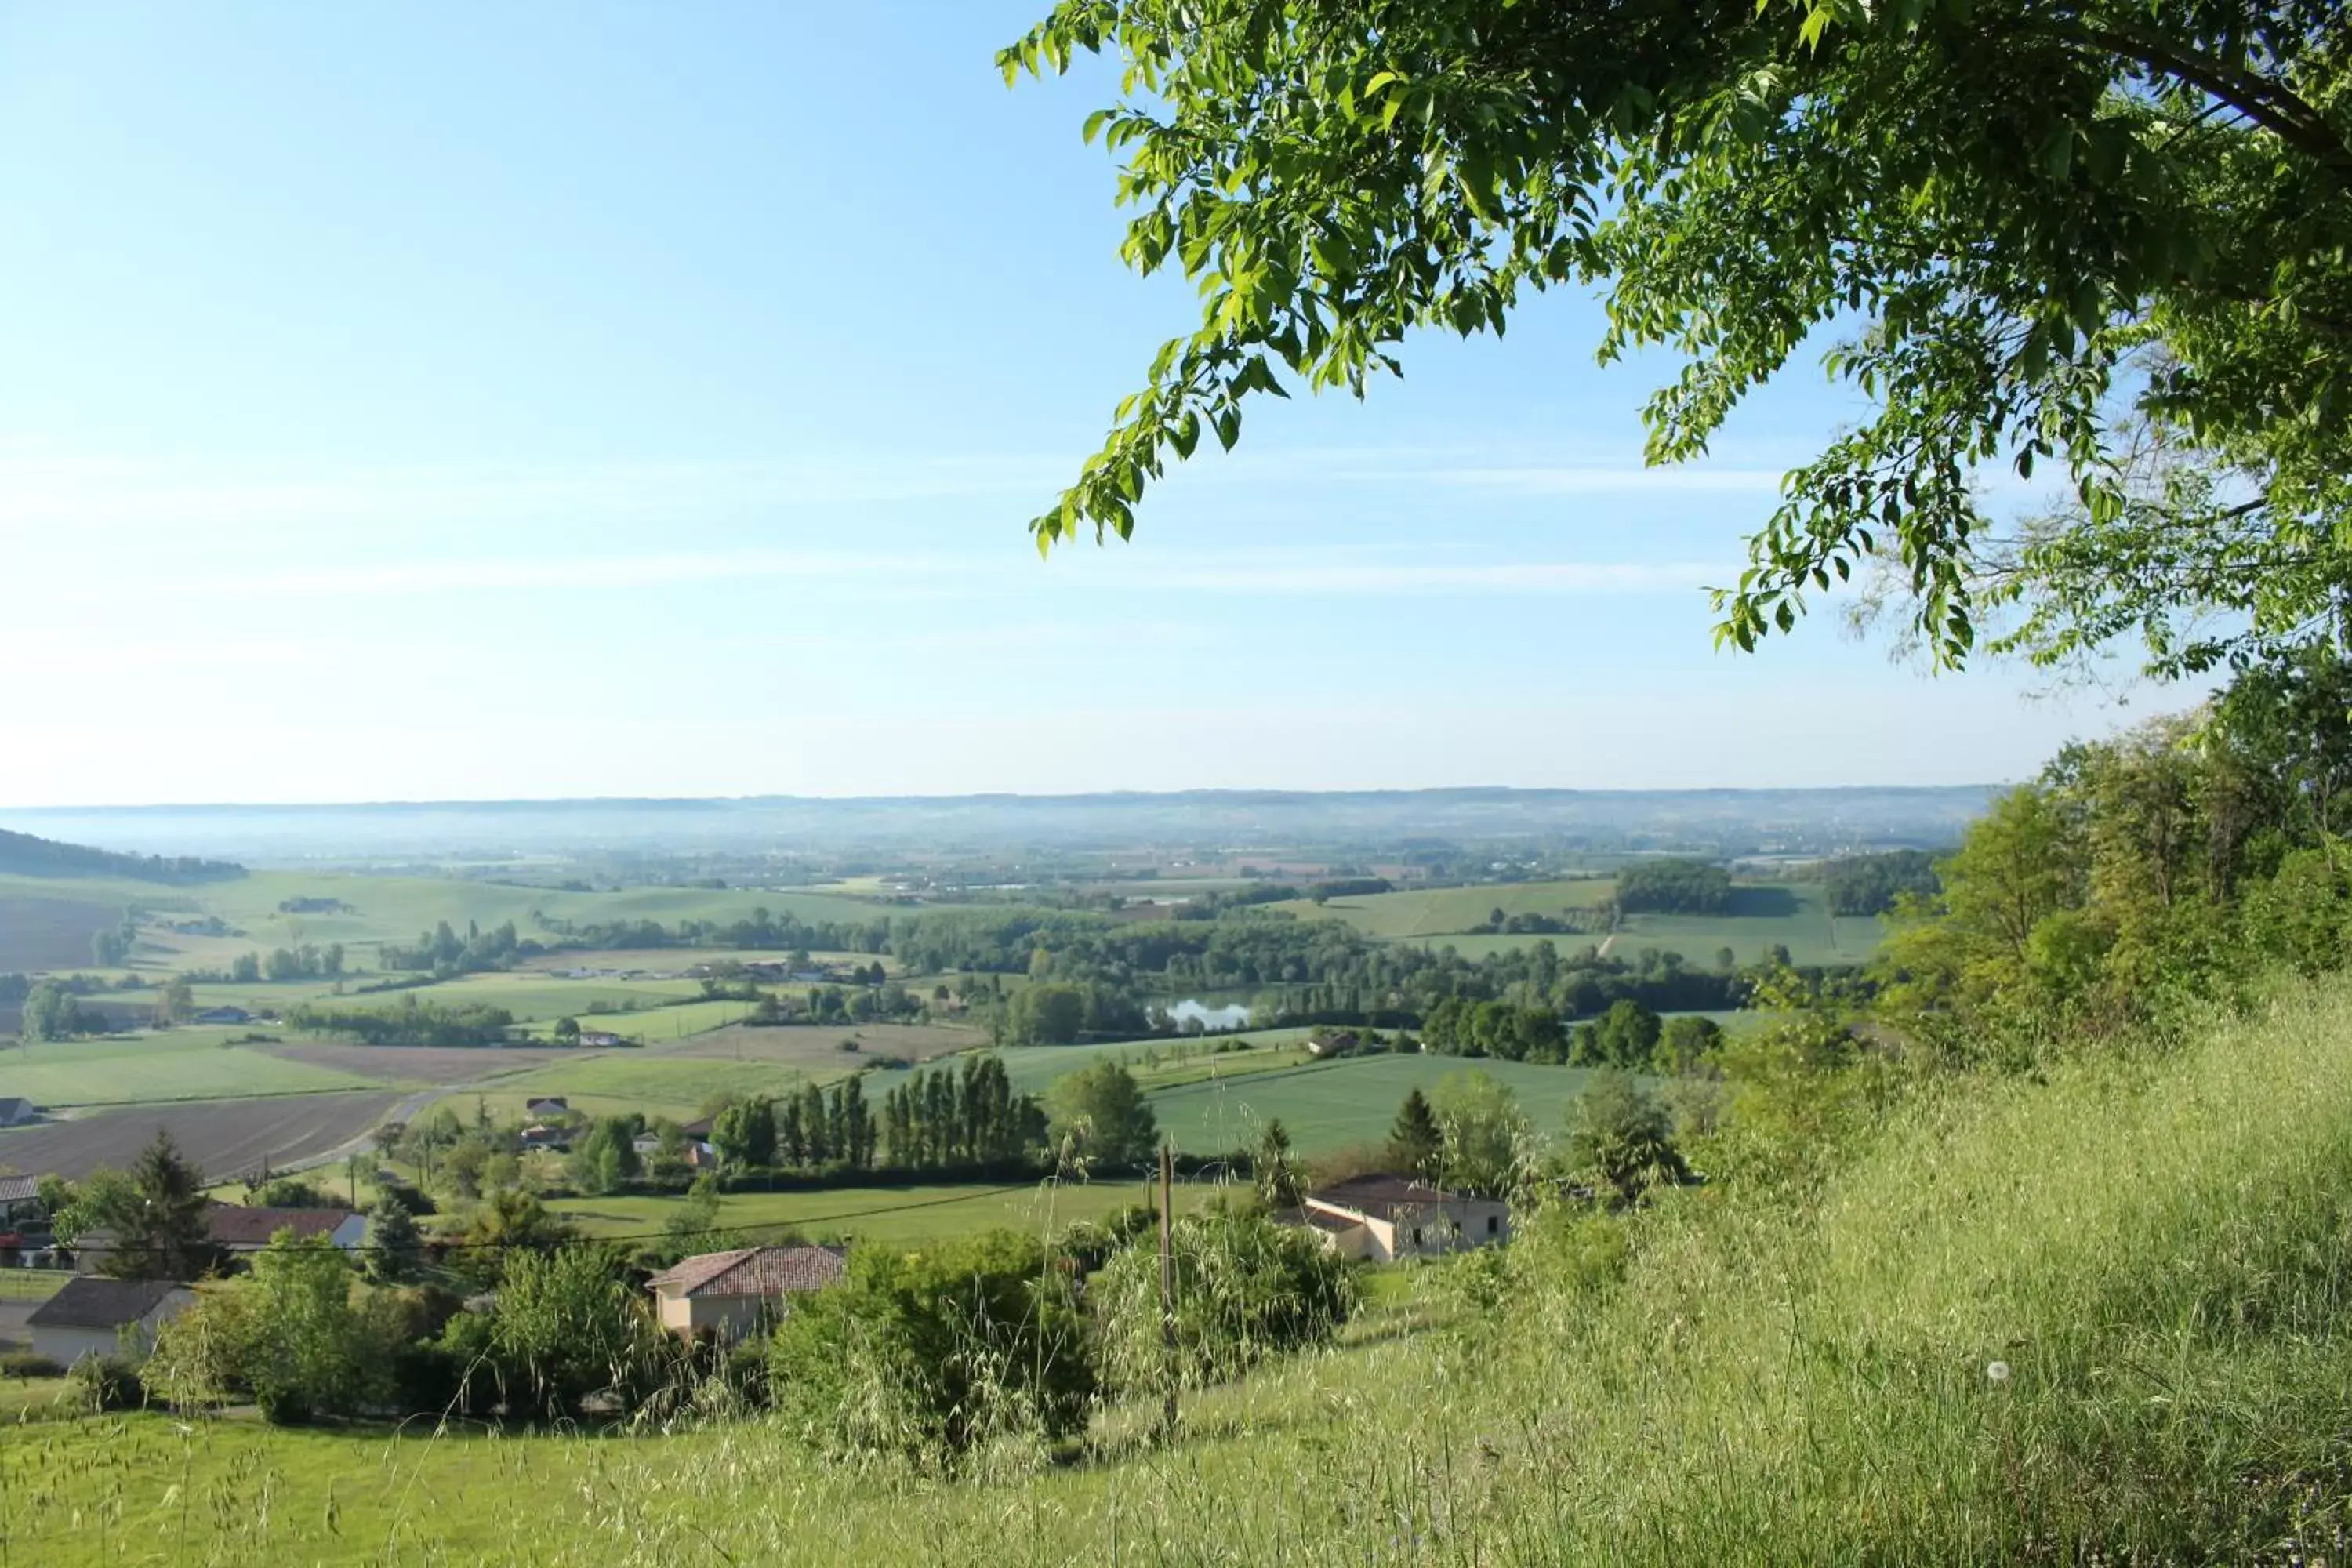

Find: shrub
[0,1350,63,1380]
[1563,1071,1692,1205]
[768,1231,1093,1465]
[1090,1207,1355,1400]
[483,1243,662,1420]
[67,1355,142,1414]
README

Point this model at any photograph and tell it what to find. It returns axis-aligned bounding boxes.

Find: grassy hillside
[15,977,2352,1564]
[0,827,241,884]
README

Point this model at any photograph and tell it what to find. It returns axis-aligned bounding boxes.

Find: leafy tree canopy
[1006,1,2351,674]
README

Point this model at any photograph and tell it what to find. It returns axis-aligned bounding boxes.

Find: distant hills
[0,826,245,884]
[0,786,1996,862]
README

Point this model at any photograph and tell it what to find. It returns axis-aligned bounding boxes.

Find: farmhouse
[575,1030,625,1048]
[519,1123,569,1152]
[631,1133,720,1167]
[27,1276,194,1366]
[1304,1029,1359,1058]
[0,1096,38,1127]
[204,1202,367,1256]
[1278,1174,1510,1261]
[524,1097,572,1120]
[0,1174,52,1258]
[645,1244,844,1341]
[192,1006,252,1025]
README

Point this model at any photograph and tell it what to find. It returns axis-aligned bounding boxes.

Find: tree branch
[2068,21,2352,183]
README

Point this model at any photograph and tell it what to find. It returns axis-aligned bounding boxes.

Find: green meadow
[25,868,897,978]
[991,1028,1319,1098]
[1273,877,1614,938]
[1148,1051,1608,1157]
[1276,876,1885,967]
[514,998,764,1044]
[480,1053,827,1120]
[0,1033,375,1107]
[551,1175,1198,1247]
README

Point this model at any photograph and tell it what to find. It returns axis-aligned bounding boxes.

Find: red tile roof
[645,1244,846,1300]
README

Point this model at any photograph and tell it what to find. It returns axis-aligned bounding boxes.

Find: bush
[0,1350,64,1380]
[1563,1071,1692,1205]
[768,1232,1092,1465]
[67,1355,143,1414]
[482,1243,662,1420]
[1090,1207,1356,1399]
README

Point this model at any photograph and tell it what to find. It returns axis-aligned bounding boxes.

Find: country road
[277,1084,449,1178]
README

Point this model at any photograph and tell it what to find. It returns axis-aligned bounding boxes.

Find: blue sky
[0,2,2169,806]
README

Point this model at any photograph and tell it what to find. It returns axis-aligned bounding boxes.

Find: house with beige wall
[645,1244,845,1340]
[1282,1174,1509,1261]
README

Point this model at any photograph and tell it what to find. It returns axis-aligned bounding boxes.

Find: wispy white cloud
[1427,465,1785,495]
[0,452,1073,535]
[22,539,1711,605]
[1124,560,1715,594]
[0,445,1797,540]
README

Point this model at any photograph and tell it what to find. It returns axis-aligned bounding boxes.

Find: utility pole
[1159,1142,1177,1437]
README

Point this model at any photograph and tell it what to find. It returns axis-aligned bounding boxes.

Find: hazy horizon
[0,2,2184,807]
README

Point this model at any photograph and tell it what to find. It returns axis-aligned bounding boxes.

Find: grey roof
[27,1276,188,1330]
[1307,1173,1465,1220]
[0,1174,42,1204]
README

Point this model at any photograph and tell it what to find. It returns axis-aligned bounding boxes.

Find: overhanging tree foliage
[1005,1,2350,673]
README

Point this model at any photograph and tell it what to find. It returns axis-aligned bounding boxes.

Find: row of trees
[1418,996,1722,1071]
[181,943,347,984]
[1820,851,1942,918]
[380,919,538,978]
[17,978,108,1041]
[1613,860,1734,915]
[877,1055,1050,1171]
[284,996,514,1047]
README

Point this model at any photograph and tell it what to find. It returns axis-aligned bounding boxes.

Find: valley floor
[12,976,2352,1565]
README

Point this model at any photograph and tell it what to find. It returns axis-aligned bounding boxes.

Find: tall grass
[14,979,2352,1564]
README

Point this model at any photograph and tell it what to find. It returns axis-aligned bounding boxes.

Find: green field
[1275,876,1882,967]
[1273,877,1615,938]
[515,997,763,1044]
[352,972,711,1021]
[0,1269,70,1302]
[552,1175,1202,1247]
[9,868,898,981]
[483,1053,826,1119]
[0,1033,376,1107]
[1148,1051,1608,1157]
[991,1029,1318,1098]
